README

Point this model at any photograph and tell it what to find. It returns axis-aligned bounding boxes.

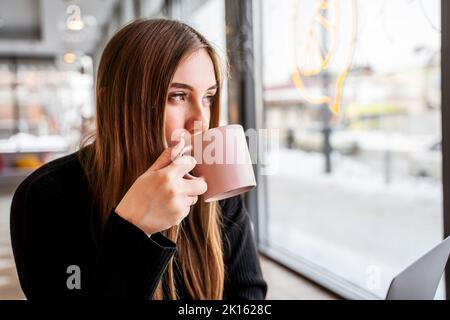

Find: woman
[10,18,267,300]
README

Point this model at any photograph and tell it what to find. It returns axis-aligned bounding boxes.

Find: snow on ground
[264,148,444,298]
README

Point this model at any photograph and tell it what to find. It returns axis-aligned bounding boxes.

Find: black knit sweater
[9,150,267,300]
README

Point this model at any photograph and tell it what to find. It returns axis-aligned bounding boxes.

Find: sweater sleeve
[220,196,268,300]
[93,210,176,299]
[10,174,176,300]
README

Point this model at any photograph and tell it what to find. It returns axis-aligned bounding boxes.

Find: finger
[165,155,197,177]
[179,145,193,158]
[183,172,202,180]
[181,178,208,196]
[147,138,185,172]
[171,140,190,161]
[186,195,198,207]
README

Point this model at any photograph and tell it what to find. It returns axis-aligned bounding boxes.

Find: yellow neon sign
[290,0,357,113]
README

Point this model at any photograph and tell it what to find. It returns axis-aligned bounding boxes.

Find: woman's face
[165,48,217,146]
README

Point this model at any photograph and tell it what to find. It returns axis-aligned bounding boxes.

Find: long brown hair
[78,18,226,299]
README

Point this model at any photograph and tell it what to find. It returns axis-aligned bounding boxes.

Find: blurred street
[266,149,444,298]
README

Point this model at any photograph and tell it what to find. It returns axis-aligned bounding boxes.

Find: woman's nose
[186,98,209,133]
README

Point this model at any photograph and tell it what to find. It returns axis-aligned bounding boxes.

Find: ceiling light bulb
[67,19,84,31]
[64,52,77,64]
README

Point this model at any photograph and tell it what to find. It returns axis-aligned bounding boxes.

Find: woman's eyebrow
[170,82,218,91]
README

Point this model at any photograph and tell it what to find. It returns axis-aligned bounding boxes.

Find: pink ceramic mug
[177,124,256,202]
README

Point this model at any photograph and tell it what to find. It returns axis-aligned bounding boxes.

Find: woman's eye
[204,95,215,106]
[169,93,186,103]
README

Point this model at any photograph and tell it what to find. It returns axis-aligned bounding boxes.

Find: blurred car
[293,128,360,155]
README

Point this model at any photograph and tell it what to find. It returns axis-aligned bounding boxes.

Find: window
[258,0,444,299]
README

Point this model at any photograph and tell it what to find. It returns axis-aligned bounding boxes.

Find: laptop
[385,235,450,300]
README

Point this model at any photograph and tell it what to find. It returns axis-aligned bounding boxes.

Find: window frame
[235,0,449,300]
[440,0,450,298]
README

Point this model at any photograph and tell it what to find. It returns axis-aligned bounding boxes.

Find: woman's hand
[115,137,207,235]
